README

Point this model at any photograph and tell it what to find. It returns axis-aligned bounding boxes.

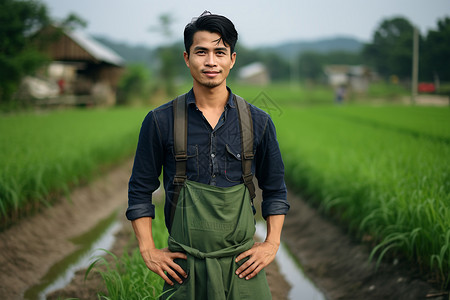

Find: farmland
[0,83,449,296]
[274,104,450,286]
[0,108,149,225]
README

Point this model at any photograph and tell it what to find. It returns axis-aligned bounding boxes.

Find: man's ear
[183,51,190,67]
[230,52,237,69]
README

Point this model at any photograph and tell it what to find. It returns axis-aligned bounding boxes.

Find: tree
[421,17,450,82]
[117,64,152,105]
[363,17,418,80]
[263,52,290,82]
[149,13,179,97]
[297,51,324,82]
[0,0,50,103]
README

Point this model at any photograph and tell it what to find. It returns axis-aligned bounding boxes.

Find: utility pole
[290,56,299,89]
[411,26,419,105]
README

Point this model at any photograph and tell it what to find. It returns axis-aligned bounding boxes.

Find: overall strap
[170,94,187,231]
[234,95,256,200]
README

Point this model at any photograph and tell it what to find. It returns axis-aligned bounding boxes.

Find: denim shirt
[126,88,289,230]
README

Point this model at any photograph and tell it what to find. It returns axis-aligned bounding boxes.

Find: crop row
[86,205,168,300]
[319,105,450,141]
[0,108,149,224]
[274,105,450,286]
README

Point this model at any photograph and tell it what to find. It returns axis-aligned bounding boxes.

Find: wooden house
[33,26,125,106]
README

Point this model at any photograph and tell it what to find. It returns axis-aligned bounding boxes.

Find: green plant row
[86,205,168,300]
[274,105,450,287]
[0,108,149,222]
[316,105,450,141]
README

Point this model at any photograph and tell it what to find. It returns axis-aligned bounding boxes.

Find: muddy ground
[0,159,448,299]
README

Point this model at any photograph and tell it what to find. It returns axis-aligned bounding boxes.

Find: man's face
[184,31,236,89]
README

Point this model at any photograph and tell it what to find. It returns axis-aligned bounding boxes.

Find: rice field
[86,206,168,300]
[274,105,450,286]
[1,83,449,292]
[0,107,149,225]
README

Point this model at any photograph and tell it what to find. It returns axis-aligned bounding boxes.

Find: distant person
[126,11,289,300]
[335,85,346,104]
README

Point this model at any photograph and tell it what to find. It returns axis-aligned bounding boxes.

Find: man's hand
[140,247,187,286]
[234,241,279,280]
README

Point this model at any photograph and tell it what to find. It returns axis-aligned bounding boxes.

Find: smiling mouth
[203,70,221,76]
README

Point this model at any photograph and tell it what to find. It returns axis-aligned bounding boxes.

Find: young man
[126,11,289,299]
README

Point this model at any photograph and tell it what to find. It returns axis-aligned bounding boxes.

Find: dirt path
[0,159,132,299]
[1,158,448,299]
[0,159,290,300]
[282,192,448,300]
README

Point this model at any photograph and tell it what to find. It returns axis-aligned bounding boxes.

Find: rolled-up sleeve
[126,111,163,220]
[255,116,289,218]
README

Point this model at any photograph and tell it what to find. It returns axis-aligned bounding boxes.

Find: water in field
[24,211,121,300]
[256,222,326,300]
[25,212,325,300]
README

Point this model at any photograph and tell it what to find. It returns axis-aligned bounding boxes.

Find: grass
[363,82,410,100]
[0,107,150,225]
[86,206,168,300]
[2,80,449,293]
[318,105,450,141]
[274,105,450,287]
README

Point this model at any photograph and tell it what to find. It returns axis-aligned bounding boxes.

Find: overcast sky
[42,0,450,48]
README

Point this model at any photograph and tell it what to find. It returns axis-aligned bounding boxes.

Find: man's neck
[192,82,229,110]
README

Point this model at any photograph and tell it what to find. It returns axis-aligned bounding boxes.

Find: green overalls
[160,95,272,300]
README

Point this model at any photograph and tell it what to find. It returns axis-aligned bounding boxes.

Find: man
[126,11,289,299]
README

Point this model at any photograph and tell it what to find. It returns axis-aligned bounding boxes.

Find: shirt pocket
[225,144,242,183]
[186,144,199,181]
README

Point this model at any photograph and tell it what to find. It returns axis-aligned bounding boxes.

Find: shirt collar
[186,86,236,109]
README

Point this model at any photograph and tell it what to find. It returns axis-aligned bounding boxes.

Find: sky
[42,0,450,48]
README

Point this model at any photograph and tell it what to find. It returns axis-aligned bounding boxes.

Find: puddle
[255,222,326,300]
[24,212,324,299]
[24,211,121,300]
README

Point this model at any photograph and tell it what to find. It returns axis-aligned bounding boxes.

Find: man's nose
[205,53,217,66]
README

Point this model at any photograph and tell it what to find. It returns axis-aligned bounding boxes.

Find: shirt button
[211,153,215,158]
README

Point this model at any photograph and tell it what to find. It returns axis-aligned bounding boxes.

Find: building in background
[324,65,372,94]
[238,62,270,86]
[21,26,125,107]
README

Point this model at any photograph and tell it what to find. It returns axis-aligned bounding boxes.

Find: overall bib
[160,94,272,299]
[160,180,271,299]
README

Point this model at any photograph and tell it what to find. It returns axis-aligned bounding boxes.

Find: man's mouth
[203,70,221,77]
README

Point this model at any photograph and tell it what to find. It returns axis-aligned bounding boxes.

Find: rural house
[23,26,125,106]
[238,62,270,86]
[324,64,372,94]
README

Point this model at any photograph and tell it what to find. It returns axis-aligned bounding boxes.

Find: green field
[273,105,450,286]
[1,83,449,290]
[0,108,149,224]
[86,205,168,300]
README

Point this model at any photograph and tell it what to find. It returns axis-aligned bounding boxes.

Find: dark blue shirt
[126,88,289,230]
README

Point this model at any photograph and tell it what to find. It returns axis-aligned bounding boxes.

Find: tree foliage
[0,0,50,103]
[421,17,450,82]
[363,16,450,82]
[363,17,416,80]
[117,64,152,105]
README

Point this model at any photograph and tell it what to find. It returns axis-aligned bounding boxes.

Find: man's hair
[184,11,238,56]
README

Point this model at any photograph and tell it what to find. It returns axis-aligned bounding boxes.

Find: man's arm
[235,214,285,280]
[235,112,289,279]
[132,217,187,286]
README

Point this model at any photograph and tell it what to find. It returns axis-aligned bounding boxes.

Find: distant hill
[93,35,364,68]
[260,36,364,59]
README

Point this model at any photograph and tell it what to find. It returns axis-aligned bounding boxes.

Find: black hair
[184,11,238,56]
